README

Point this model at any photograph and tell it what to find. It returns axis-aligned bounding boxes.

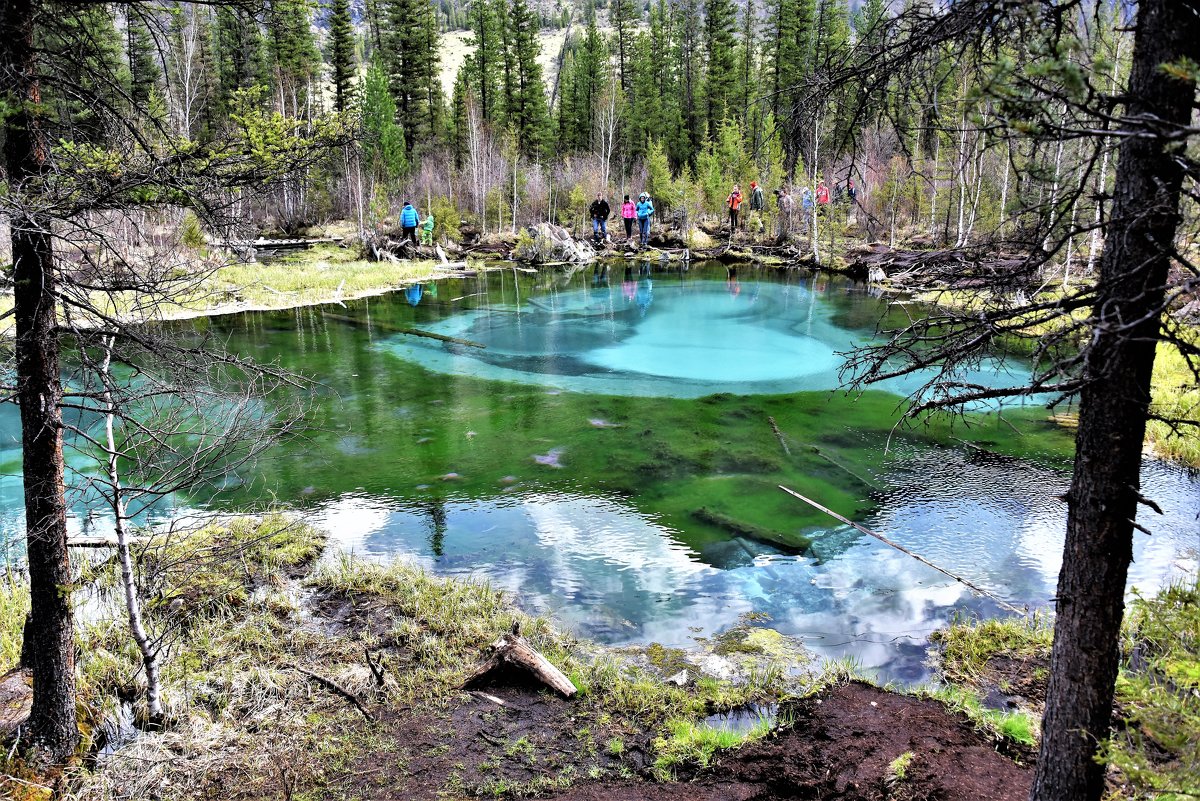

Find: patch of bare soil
[332,683,641,800]
[545,682,1033,801]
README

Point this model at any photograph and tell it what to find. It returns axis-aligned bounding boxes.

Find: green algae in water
[25,262,1192,684]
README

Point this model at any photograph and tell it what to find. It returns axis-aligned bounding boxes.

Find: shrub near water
[1102,580,1200,799]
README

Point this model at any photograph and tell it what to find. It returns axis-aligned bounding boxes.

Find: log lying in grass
[461,629,576,698]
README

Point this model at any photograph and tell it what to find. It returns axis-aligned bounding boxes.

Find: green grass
[926,684,1039,747]
[651,715,773,779]
[1147,334,1200,466]
[1101,580,1200,799]
[887,750,915,784]
[931,613,1053,682]
[0,579,29,672]
[186,245,448,313]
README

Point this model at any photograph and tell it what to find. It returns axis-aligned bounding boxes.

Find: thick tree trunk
[1030,3,1199,800]
[1,0,79,759]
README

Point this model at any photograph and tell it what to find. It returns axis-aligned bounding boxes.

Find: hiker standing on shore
[726,184,744,233]
[800,187,814,234]
[621,194,636,241]
[816,180,830,205]
[635,192,655,247]
[776,188,795,239]
[589,193,610,244]
[400,201,421,245]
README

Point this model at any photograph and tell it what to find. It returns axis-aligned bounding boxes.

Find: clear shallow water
[380,266,1027,402]
[1,262,1197,683]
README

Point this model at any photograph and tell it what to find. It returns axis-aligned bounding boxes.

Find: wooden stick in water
[777,484,1024,615]
[767,416,791,456]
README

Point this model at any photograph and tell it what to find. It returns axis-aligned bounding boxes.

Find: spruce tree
[765,0,815,174]
[451,65,471,167]
[467,0,501,121]
[505,0,550,157]
[361,59,408,179]
[45,5,128,140]
[125,6,160,110]
[215,7,267,116]
[556,5,604,151]
[266,0,320,117]
[328,0,356,112]
[673,0,704,161]
[610,0,638,91]
[737,0,756,129]
[702,0,738,140]
[382,0,444,155]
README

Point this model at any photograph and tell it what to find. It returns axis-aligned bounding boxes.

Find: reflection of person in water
[405,283,423,306]
[727,267,741,297]
[622,266,636,302]
[636,272,653,315]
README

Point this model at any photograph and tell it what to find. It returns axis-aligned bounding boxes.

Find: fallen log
[321,312,486,349]
[461,628,576,698]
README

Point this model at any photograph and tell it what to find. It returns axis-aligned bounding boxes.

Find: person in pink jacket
[621,195,637,241]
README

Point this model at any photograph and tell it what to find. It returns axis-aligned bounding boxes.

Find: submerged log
[461,630,576,698]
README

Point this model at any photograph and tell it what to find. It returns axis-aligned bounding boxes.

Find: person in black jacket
[589,193,611,244]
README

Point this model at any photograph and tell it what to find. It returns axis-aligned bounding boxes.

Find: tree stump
[461,631,577,698]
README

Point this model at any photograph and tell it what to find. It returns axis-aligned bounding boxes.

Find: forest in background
[21,0,1137,264]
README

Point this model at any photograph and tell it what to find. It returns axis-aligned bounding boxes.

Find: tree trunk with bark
[1,0,79,758]
[1030,2,1199,800]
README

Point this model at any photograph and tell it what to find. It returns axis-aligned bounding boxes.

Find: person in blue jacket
[400,201,421,245]
[635,192,655,247]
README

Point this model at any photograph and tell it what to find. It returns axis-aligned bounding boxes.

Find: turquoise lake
[1,261,1196,683]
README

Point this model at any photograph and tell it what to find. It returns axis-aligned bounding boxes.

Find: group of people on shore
[587,176,858,247]
[729,178,857,239]
[589,192,657,247]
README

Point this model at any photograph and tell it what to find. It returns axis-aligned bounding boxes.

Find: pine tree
[702,0,738,140]
[328,0,356,112]
[361,59,408,180]
[266,0,320,117]
[215,7,266,116]
[673,0,704,161]
[610,0,638,91]
[125,6,160,110]
[505,0,550,158]
[467,0,501,122]
[382,0,444,155]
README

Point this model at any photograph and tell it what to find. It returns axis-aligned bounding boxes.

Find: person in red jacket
[816,180,830,205]
[726,184,744,233]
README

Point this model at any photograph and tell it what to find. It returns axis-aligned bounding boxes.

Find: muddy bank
[544,681,1032,801]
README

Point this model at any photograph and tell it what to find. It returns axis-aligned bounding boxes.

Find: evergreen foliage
[328,0,356,112]
[362,60,408,179]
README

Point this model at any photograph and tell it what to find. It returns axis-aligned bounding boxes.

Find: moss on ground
[933,585,1200,798]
